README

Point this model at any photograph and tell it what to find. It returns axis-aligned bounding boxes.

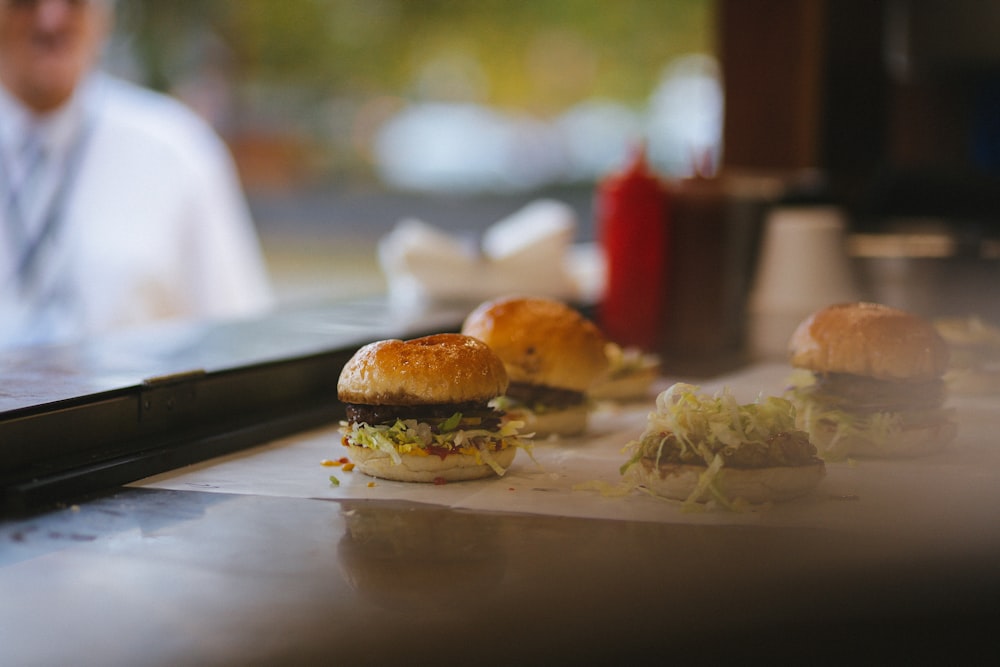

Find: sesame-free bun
[346,444,517,483]
[789,302,949,381]
[461,296,609,392]
[338,333,508,405]
[629,460,826,504]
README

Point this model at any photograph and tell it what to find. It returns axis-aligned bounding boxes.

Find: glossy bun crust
[461,296,609,392]
[789,302,949,381]
[338,333,508,405]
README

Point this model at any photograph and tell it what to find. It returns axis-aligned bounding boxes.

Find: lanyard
[0,115,93,296]
[1,131,45,247]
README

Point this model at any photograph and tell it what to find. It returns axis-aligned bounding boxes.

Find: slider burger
[620,383,825,508]
[934,315,1000,395]
[337,333,529,482]
[461,295,609,437]
[787,302,957,459]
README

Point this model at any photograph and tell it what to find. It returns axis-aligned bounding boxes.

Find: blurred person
[0,0,273,349]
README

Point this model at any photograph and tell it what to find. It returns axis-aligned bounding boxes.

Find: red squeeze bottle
[596,146,670,352]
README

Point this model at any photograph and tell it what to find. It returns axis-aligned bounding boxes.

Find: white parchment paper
[135,363,1000,545]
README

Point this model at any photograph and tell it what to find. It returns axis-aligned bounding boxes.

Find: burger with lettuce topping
[620,383,825,508]
[461,295,609,437]
[787,302,957,459]
[338,333,529,482]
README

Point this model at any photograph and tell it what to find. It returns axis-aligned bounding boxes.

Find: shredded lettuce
[620,383,802,508]
[786,378,954,460]
[629,382,798,460]
[603,342,659,379]
[340,415,530,476]
[688,453,732,512]
[439,411,463,432]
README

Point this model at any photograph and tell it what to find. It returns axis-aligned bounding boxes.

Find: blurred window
[110,0,717,194]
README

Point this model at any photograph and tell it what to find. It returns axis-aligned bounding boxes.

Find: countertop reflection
[2,487,997,665]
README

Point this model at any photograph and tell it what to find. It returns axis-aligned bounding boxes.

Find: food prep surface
[4,363,1000,665]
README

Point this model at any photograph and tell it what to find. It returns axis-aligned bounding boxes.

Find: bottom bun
[631,459,826,504]
[808,418,957,459]
[521,403,589,439]
[346,445,517,483]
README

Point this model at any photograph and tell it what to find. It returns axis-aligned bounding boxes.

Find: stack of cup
[747,205,860,360]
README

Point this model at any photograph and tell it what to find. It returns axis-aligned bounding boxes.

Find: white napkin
[378,199,585,309]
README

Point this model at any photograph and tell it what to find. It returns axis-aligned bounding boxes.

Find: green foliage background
[112,0,714,183]
[119,0,711,110]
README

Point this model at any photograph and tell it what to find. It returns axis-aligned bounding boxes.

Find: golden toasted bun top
[337,333,508,405]
[461,296,609,391]
[789,302,949,380]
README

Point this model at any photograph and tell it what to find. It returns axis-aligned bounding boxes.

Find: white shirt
[0,73,274,349]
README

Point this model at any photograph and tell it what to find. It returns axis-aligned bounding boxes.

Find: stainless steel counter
[2,298,999,665]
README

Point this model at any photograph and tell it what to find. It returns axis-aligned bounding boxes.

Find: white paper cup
[747,205,860,359]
